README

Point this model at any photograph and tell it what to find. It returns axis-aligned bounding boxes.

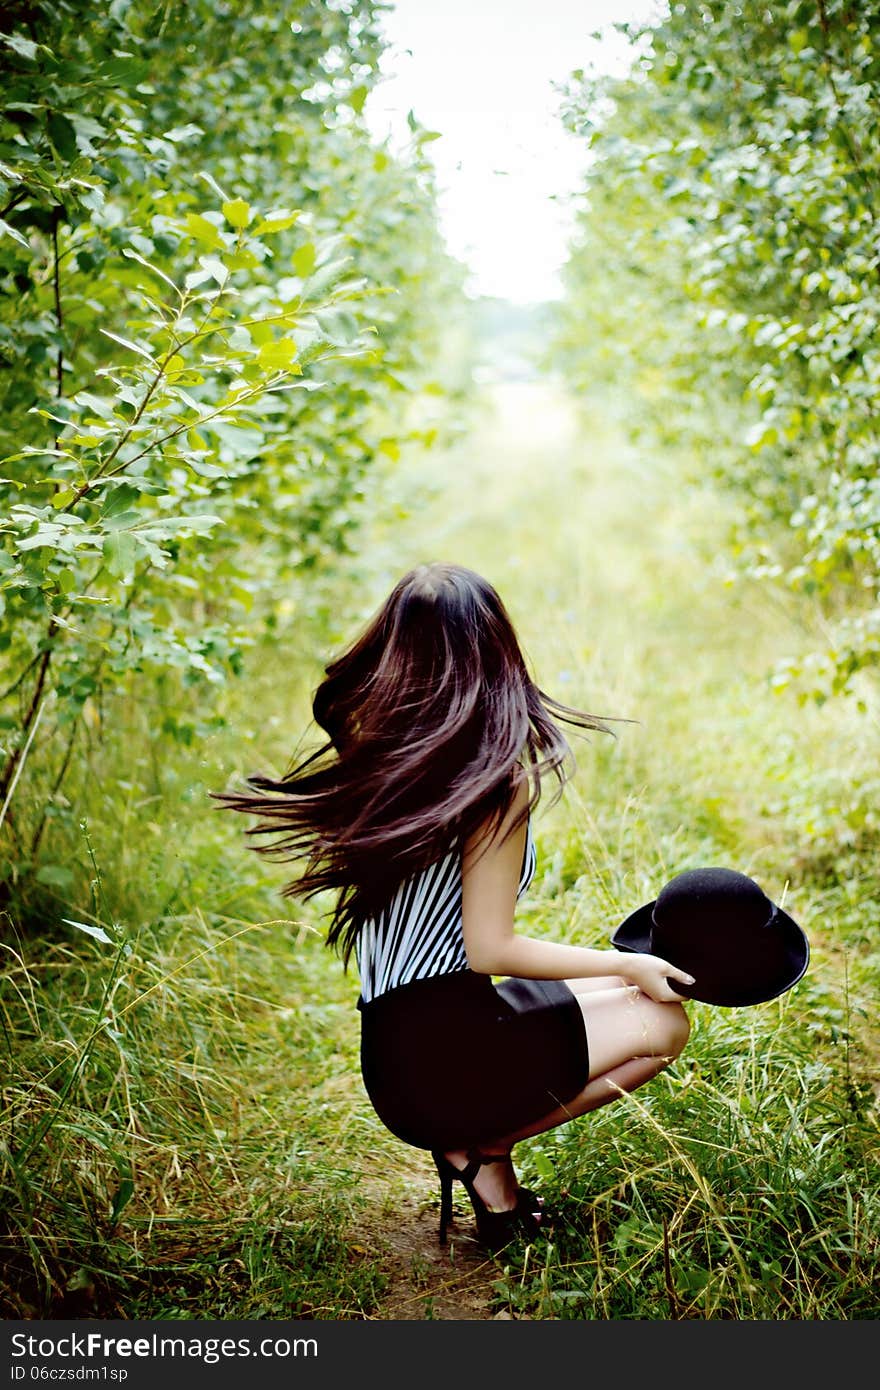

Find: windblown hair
[214,562,614,965]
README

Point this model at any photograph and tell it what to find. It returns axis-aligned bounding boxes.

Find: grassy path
[332,378,879,1318]
[363,375,876,923]
[4,379,876,1319]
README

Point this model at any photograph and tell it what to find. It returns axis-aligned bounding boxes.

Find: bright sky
[366,0,664,304]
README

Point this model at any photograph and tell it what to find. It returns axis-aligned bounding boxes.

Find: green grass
[496,980,877,1317]
[2,380,878,1318]
[0,882,386,1317]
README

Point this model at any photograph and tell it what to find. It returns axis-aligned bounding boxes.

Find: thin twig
[0,189,28,221]
[0,649,43,704]
[0,646,53,810]
[0,695,46,834]
[51,206,64,398]
[30,720,79,857]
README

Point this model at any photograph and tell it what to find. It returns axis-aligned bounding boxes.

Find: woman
[216,562,694,1250]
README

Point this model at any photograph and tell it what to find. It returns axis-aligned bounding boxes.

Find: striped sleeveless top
[356,817,537,1002]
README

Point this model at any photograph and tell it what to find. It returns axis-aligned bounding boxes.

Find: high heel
[431,1149,543,1251]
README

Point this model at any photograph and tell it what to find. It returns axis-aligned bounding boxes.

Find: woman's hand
[619,952,696,1004]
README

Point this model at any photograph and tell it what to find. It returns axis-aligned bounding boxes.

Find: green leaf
[102,510,140,532]
[47,112,78,160]
[222,198,252,229]
[102,532,137,581]
[100,329,155,361]
[196,170,231,202]
[163,123,204,144]
[185,213,223,248]
[186,457,229,478]
[2,31,40,61]
[198,256,229,285]
[62,917,113,945]
[0,218,29,248]
[132,514,223,539]
[184,266,215,291]
[101,483,141,519]
[109,1177,135,1225]
[257,339,302,371]
[74,391,116,422]
[35,864,74,891]
[292,243,317,278]
[121,248,179,292]
[163,354,186,379]
[252,209,301,235]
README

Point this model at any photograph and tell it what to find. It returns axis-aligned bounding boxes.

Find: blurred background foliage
[554,0,880,705]
[0,0,473,910]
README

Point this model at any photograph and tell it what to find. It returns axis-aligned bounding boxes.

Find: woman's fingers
[622,954,696,1003]
[665,963,696,988]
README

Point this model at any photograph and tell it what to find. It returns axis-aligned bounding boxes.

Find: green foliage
[0,847,383,1318]
[501,1008,879,1318]
[0,0,471,893]
[2,371,878,1321]
[554,0,880,703]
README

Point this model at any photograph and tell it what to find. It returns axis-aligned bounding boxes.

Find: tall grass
[0,864,387,1316]
[1,380,877,1318]
[351,379,880,1317]
[0,642,390,1317]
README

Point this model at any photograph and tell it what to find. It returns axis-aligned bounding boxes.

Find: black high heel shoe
[431,1149,543,1251]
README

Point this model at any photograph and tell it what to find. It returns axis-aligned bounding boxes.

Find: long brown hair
[214,562,614,964]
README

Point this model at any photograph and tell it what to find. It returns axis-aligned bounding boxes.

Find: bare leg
[439,1146,523,1212]
[484,1053,675,1149]
[487,985,690,1150]
[448,984,690,1206]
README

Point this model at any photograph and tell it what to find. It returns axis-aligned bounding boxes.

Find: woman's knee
[658,1001,690,1059]
[580,989,690,1078]
[631,995,691,1062]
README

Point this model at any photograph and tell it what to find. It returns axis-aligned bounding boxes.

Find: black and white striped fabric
[356,818,537,1002]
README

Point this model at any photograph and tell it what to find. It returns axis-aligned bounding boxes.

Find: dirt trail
[358,1157,522,1320]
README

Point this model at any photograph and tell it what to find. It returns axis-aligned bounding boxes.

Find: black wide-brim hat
[612,866,810,1007]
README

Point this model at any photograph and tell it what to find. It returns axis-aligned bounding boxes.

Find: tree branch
[0,646,54,811]
[30,719,79,858]
[51,206,64,398]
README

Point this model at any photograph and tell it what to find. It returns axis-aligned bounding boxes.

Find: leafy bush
[554,0,880,703]
[0,1,471,899]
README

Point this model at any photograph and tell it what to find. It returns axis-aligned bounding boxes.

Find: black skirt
[357,969,590,1151]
